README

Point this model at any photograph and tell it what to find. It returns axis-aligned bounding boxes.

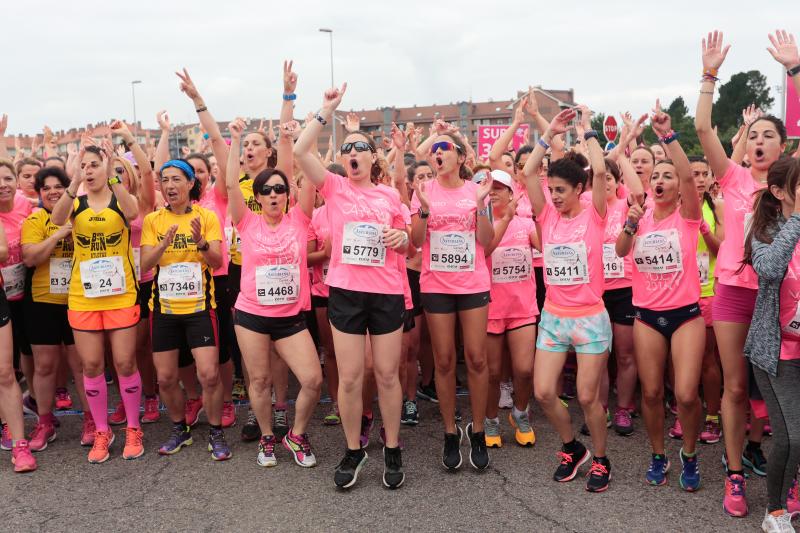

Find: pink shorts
[487,317,536,335]
[711,283,757,324]
[699,296,713,327]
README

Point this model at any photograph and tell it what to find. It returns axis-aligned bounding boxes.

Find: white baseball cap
[490,169,513,189]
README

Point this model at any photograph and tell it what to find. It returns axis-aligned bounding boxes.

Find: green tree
[712,70,774,145]
[664,96,701,156]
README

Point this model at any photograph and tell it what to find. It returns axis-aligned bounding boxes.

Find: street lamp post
[131,80,142,141]
[319,28,335,151]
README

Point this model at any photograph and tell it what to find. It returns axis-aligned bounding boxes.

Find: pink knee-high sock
[118,372,142,429]
[83,374,109,431]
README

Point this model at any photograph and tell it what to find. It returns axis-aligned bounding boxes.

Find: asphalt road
[0,390,775,533]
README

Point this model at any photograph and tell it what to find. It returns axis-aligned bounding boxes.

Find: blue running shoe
[646,454,670,486]
[679,448,700,492]
[158,423,193,455]
[207,428,232,461]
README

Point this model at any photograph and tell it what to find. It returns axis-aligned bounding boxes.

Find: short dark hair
[515,145,533,165]
[34,166,70,192]
[749,116,787,145]
[548,157,588,190]
[252,168,290,212]
[186,152,211,174]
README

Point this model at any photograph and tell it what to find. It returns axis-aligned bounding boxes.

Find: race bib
[80,256,126,298]
[633,229,683,274]
[1,263,25,299]
[698,251,710,286]
[532,247,543,260]
[256,263,300,305]
[603,243,624,279]
[430,231,475,272]
[341,222,386,267]
[784,302,800,336]
[157,262,202,300]
[49,257,72,294]
[544,242,589,285]
[134,247,142,282]
[322,262,329,282]
[224,226,234,248]
[743,212,754,246]
[491,246,532,284]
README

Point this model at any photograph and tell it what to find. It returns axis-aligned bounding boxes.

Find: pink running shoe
[12,440,37,472]
[787,478,800,514]
[185,398,204,427]
[80,415,96,446]
[699,418,722,444]
[668,418,683,440]
[108,401,126,426]
[54,388,73,410]
[723,474,748,517]
[28,421,56,452]
[1,422,11,451]
[141,396,160,424]
[221,401,236,428]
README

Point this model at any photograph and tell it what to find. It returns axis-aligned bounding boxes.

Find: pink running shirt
[0,193,34,300]
[309,205,331,299]
[198,186,230,277]
[488,216,539,320]
[777,241,800,361]
[603,197,632,291]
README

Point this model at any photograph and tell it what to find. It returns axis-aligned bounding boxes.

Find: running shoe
[1,422,11,451]
[221,401,236,428]
[122,427,144,460]
[559,371,576,401]
[454,407,463,423]
[509,409,536,446]
[787,478,800,514]
[273,409,289,439]
[241,409,260,442]
[761,510,794,533]
[283,430,316,467]
[108,401,126,426]
[80,415,96,446]
[498,381,513,409]
[723,474,748,517]
[378,426,404,450]
[22,392,38,418]
[698,417,721,444]
[184,398,204,427]
[579,409,611,437]
[383,446,405,489]
[442,426,463,470]
[28,421,56,452]
[158,424,193,455]
[334,448,368,489]
[667,396,678,416]
[679,449,701,492]
[11,440,37,473]
[743,445,767,477]
[612,407,634,436]
[360,414,374,449]
[484,417,502,448]
[257,435,277,467]
[586,456,611,493]
[324,403,341,426]
[400,400,418,426]
[554,441,590,482]
[141,396,160,424]
[668,418,683,439]
[467,422,489,470]
[646,454,670,486]
[207,428,232,461]
[54,388,72,410]
[416,382,438,403]
[104,370,113,385]
[88,430,115,464]
[232,378,247,400]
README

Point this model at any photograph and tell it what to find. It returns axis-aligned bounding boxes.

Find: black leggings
[753,360,800,512]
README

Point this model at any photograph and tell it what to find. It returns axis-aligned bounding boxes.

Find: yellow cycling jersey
[21,209,74,305]
[68,195,138,311]
[141,204,222,315]
[230,175,261,266]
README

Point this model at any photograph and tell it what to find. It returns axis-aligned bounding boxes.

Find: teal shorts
[536,307,612,355]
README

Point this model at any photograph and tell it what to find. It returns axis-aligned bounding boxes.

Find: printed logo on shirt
[455,198,475,210]
[75,231,124,258]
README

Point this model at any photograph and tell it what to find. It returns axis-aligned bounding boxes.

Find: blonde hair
[0,159,15,178]
[114,156,140,198]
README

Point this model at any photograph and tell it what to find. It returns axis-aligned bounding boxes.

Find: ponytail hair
[702,192,719,224]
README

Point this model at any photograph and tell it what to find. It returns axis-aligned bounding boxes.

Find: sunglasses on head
[260,183,287,195]
[340,141,374,154]
[430,141,461,154]
[114,167,125,175]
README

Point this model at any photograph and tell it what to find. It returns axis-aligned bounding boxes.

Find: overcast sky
[2,1,797,135]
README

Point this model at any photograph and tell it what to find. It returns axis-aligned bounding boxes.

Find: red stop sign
[603,116,618,142]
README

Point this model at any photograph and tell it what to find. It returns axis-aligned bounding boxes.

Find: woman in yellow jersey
[21,167,94,452]
[140,159,230,460]
[51,138,142,464]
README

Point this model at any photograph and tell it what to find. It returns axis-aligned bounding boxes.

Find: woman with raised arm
[51,136,142,464]
[521,106,612,493]
[616,102,705,492]
[694,29,798,518]
[295,85,410,490]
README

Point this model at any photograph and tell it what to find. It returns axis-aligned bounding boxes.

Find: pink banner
[477,124,530,158]
[787,74,800,138]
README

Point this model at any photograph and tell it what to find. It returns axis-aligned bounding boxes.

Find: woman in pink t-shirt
[294,85,410,490]
[617,105,704,491]
[695,30,798,517]
[410,131,494,473]
[226,118,322,470]
[521,106,612,493]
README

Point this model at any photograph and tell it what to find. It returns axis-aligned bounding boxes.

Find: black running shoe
[442,426,463,470]
[586,456,611,492]
[417,382,438,403]
[241,409,260,442]
[554,441,590,482]
[466,422,490,470]
[272,409,289,439]
[383,446,405,489]
[400,400,419,426]
[334,448,368,489]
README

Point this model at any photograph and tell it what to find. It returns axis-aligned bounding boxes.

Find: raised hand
[176,68,200,100]
[54,222,73,241]
[280,120,302,141]
[322,83,347,113]
[0,114,7,137]
[627,202,645,225]
[100,138,115,176]
[391,122,407,151]
[476,171,493,203]
[513,96,528,125]
[381,137,392,151]
[525,86,541,117]
[767,30,800,68]
[157,110,170,132]
[267,119,277,144]
[702,30,731,72]
[414,179,430,212]
[110,119,135,144]
[181,146,191,157]
[283,60,298,94]
[190,217,203,245]
[742,104,763,126]
[228,118,247,141]
[650,99,672,138]
[433,119,449,135]
[547,108,577,136]
[345,112,360,133]
[161,224,179,249]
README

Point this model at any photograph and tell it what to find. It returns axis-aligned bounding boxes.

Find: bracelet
[701,74,719,83]
[583,130,599,141]
[196,240,210,252]
[314,113,328,126]
[477,207,489,218]
[537,138,550,150]
[659,130,679,145]
[703,67,719,78]
[788,64,800,77]
[699,220,711,236]
[195,106,208,113]
[700,90,715,95]
[202,133,210,140]
[283,93,297,101]
[66,188,77,199]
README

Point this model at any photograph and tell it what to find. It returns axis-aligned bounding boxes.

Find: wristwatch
[108,176,122,186]
[196,240,210,251]
[418,207,429,219]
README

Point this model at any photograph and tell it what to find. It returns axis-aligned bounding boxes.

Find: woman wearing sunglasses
[411,131,494,472]
[295,85,410,490]
[227,117,323,470]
